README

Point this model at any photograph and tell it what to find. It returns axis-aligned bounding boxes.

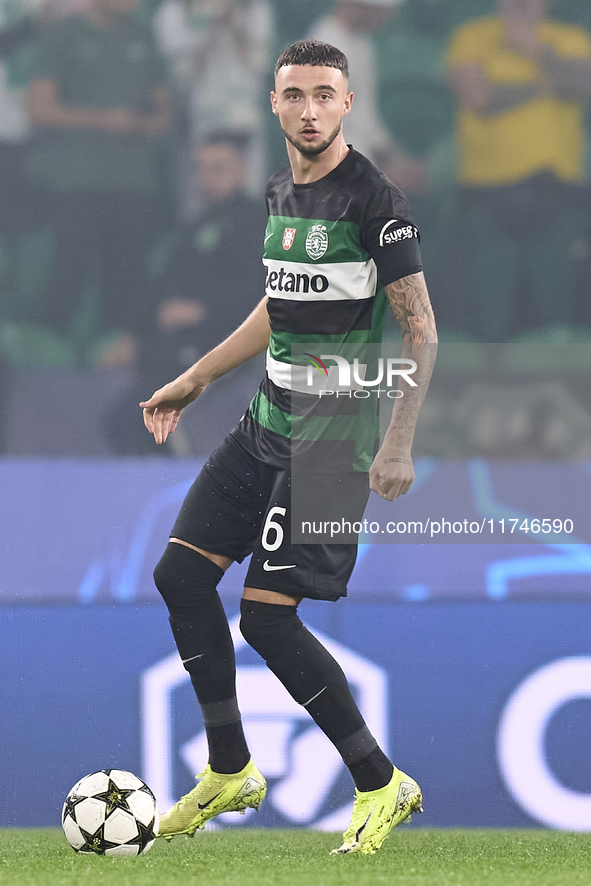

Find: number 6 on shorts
[261,506,286,552]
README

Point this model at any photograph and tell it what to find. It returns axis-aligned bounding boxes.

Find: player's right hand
[140,376,206,444]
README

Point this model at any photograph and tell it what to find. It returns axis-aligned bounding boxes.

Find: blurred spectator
[0,0,40,320]
[27,0,171,363]
[158,129,267,352]
[368,0,461,324]
[447,0,591,341]
[104,129,267,455]
[308,0,428,195]
[154,0,273,203]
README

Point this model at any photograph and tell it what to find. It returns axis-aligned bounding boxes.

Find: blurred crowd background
[2,0,591,456]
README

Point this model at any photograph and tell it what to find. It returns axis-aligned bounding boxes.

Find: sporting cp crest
[305,224,329,261]
[282,227,296,250]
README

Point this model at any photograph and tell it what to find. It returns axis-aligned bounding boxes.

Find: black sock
[348,747,394,793]
[240,599,393,791]
[154,543,250,773]
[205,720,250,775]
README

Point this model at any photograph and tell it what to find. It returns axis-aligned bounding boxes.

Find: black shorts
[170,435,370,601]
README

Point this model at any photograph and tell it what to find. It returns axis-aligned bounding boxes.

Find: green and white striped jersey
[232,148,423,472]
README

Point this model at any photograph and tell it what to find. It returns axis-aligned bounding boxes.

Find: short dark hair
[274,39,349,79]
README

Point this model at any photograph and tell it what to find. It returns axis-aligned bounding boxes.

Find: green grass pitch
[1,828,590,886]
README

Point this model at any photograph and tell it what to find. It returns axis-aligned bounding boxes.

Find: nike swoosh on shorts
[262,560,296,571]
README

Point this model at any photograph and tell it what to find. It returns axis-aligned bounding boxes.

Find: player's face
[271,65,352,158]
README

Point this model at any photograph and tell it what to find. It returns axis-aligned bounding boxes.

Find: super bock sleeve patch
[363,187,424,286]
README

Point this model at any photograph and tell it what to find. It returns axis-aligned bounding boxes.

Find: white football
[62,769,160,856]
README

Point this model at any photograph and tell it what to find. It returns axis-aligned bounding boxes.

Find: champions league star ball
[62,769,160,856]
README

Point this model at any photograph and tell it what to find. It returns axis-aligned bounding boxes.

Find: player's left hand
[369,451,415,501]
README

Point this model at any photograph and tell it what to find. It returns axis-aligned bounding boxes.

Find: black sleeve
[361,185,423,286]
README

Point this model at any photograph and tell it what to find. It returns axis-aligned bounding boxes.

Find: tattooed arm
[369,271,437,501]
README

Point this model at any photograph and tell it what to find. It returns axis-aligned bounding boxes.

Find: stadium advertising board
[2,459,591,602]
[1,602,590,830]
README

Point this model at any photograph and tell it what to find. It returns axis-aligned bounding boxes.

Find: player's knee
[154,542,224,612]
[239,598,301,660]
